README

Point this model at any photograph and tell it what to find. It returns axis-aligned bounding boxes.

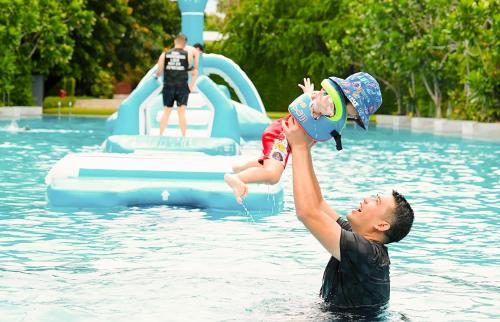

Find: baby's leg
[235,159,284,185]
[232,158,263,173]
[224,159,284,203]
[224,173,248,204]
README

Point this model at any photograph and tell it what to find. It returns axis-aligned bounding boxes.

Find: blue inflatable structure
[46,0,283,213]
[46,153,283,212]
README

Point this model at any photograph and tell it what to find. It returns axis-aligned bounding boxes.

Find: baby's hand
[298,78,314,94]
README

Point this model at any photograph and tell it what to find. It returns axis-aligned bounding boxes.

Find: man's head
[193,43,204,52]
[347,190,414,244]
[174,33,187,47]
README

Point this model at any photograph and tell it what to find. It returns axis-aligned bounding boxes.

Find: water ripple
[0,119,499,321]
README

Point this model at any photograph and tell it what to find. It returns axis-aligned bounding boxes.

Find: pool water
[1,117,499,321]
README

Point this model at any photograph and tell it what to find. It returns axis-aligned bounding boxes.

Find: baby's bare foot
[224,174,248,203]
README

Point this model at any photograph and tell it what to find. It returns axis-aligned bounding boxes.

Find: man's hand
[282,116,314,149]
[298,78,314,94]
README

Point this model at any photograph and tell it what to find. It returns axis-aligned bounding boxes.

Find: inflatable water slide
[46,0,284,213]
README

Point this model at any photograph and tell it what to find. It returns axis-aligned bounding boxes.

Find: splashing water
[240,200,255,223]
[5,120,20,132]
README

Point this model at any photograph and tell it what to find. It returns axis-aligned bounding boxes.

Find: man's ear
[374,221,390,232]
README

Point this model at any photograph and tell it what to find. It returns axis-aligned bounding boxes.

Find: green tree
[118,0,180,81]
[64,0,180,95]
[445,0,499,121]
[217,0,498,121]
[217,0,348,110]
[0,0,92,105]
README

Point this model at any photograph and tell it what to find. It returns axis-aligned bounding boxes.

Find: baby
[225,72,382,203]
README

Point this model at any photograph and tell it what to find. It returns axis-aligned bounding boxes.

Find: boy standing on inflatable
[225,72,382,203]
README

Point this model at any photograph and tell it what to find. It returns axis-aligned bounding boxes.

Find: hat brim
[329,77,369,129]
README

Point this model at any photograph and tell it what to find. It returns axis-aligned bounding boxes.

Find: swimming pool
[1,117,498,321]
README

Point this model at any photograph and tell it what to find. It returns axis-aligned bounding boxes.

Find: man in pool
[282,116,414,308]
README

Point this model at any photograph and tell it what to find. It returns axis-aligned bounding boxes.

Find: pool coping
[375,115,500,141]
[0,106,42,118]
[1,107,499,142]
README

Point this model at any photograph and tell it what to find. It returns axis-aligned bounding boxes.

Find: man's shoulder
[340,230,390,267]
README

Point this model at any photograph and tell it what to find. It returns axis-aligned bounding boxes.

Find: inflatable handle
[196,75,241,143]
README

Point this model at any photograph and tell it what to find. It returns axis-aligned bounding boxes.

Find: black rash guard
[164,48,189,86]
[320,217,390,309]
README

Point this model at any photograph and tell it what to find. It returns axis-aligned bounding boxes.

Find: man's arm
[283,117,342,260]
[185,46,199,91]
[189,68,198,92]
[156,53,165,78]
[320,200,341,222]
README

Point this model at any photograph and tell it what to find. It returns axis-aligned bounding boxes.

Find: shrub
[43,96,76,109]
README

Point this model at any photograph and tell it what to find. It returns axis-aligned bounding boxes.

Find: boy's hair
[193,43,204,52]
[384,190,414,243]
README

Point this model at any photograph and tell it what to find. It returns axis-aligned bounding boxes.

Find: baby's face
[311,89,334,119]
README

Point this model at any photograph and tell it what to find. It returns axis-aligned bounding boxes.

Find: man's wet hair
[384,190,414,243]
[193,43,204,52]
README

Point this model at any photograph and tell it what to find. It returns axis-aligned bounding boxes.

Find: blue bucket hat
[329,72,382,129]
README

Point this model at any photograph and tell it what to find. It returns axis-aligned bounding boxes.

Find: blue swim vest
[288,78,347,150]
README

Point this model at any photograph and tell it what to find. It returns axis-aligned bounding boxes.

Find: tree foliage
[0,0,92,105]
[61,0,180,96]
[1,0,180,102]
[216,0,499,121]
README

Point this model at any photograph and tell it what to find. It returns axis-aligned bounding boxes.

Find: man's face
[347,194,395,234]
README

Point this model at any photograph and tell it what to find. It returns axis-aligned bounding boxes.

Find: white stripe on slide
[149,128,210,138]
[155,110,212,126]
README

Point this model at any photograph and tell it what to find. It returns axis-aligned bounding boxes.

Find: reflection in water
[0,118,499,321]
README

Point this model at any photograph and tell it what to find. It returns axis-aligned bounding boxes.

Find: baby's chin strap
[330,130,342,151]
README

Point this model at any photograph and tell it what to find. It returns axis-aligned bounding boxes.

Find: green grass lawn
[266,111,288,119]
[43,107,117,116]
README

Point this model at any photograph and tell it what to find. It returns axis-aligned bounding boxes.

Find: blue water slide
[203,54,266,115]
[113,66,161,135]
[196,75,241,143]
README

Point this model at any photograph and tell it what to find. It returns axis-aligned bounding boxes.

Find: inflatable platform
[46,153,284,213]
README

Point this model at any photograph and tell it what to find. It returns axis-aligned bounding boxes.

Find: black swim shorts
[162,83,190,108]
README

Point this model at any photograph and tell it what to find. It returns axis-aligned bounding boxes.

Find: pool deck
[376,115,500,141]
[0,106,42,118]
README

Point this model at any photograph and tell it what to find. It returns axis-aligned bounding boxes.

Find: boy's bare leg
[225,159,284,203]
[232,159,262,173]
[159,107,173,135]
